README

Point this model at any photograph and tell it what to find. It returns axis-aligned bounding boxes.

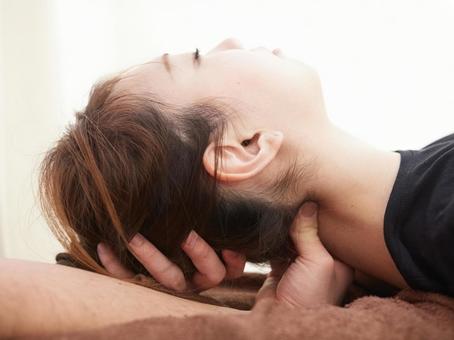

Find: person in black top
[98,127,454,299]
[37,37,453,309]
[385,133,454,296]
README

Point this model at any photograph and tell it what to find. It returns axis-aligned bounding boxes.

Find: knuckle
[290,229,304,244]
[292,226,316,242]
[155,261,174,276]
[194,242,211,259]
[208,268,226,285]
[138,243,158,259]
[172,281,186,292]
[289,227,299,240]
[319,255,335,269]
[169,272,186,291]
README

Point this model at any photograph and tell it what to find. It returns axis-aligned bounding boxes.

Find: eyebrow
[160,52,199,74]
[161,53,171,73]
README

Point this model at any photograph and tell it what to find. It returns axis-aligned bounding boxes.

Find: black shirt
[384,133,454,296]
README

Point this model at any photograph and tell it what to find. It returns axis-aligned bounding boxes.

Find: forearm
[0,258,243,338]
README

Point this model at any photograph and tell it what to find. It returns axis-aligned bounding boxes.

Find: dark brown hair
[39,73,305,294]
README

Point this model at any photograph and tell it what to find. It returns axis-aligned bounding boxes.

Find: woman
[39,37,453,307]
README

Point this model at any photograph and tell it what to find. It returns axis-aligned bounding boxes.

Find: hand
[96,230,246,292]
[255,202,354,308]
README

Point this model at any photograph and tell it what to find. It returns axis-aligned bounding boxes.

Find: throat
[308,127,405,287]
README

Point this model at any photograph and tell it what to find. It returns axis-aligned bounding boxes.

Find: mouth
[251,46,283,58]
[272,48,283,57]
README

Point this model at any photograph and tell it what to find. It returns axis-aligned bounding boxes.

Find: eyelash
[194,48,200,62]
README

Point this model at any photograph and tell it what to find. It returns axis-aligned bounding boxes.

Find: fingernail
[183,230,197,248]
[300,202,318,217]
[129,233,145,247]
[97,243,107,256]
[174,281,187,292]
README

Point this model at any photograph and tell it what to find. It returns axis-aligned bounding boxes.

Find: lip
[272,48,283,57]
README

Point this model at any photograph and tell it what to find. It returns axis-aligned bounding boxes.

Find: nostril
[272,48,283,57]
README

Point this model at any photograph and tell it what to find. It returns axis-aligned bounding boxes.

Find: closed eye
[193,48,201,66]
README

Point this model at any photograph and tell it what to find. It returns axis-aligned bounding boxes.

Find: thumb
[290,202,329,260]
[254,273,278,311]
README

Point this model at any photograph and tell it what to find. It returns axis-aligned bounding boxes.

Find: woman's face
[115,38,326,133]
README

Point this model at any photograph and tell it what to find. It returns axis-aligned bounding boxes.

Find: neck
[313,122,400,228]
[294,120,407,288]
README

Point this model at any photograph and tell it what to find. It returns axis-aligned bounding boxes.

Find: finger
[255,273,278,301]
[97,243,134,279]
[222,249,246,279]
[129,233,187,292]
[181,230,226,290]
[290,202,331,260]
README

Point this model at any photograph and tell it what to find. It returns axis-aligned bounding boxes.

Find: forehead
[112,52,206,106]
[113,61,169,96]
[111,48,281,110]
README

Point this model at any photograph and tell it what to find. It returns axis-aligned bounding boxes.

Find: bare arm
[0,258,243,338]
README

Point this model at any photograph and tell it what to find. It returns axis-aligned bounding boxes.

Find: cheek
[187,58,319,112]
[188,71,248,103]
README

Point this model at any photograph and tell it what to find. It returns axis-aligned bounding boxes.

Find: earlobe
[203,130,284,182]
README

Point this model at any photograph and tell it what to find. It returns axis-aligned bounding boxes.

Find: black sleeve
[383,133,454,296]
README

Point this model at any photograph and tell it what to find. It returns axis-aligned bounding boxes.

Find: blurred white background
[0,0,453,264]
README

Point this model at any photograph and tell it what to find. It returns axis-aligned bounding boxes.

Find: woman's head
[39,38,324,280]
[118,38,327,188]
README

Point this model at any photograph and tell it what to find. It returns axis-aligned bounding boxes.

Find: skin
[0,203,350,337]
[0,38,406,336]
[99,202,353,305]
[0,258,243,337]
[108,37,407,291]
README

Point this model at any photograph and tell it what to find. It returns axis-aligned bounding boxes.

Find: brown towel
[45,274,454,340]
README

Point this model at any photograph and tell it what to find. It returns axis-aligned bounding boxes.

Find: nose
[207,37,244,54]
[250,46,270,53]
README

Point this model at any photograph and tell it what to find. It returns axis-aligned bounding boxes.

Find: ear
[203,130,284,182]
